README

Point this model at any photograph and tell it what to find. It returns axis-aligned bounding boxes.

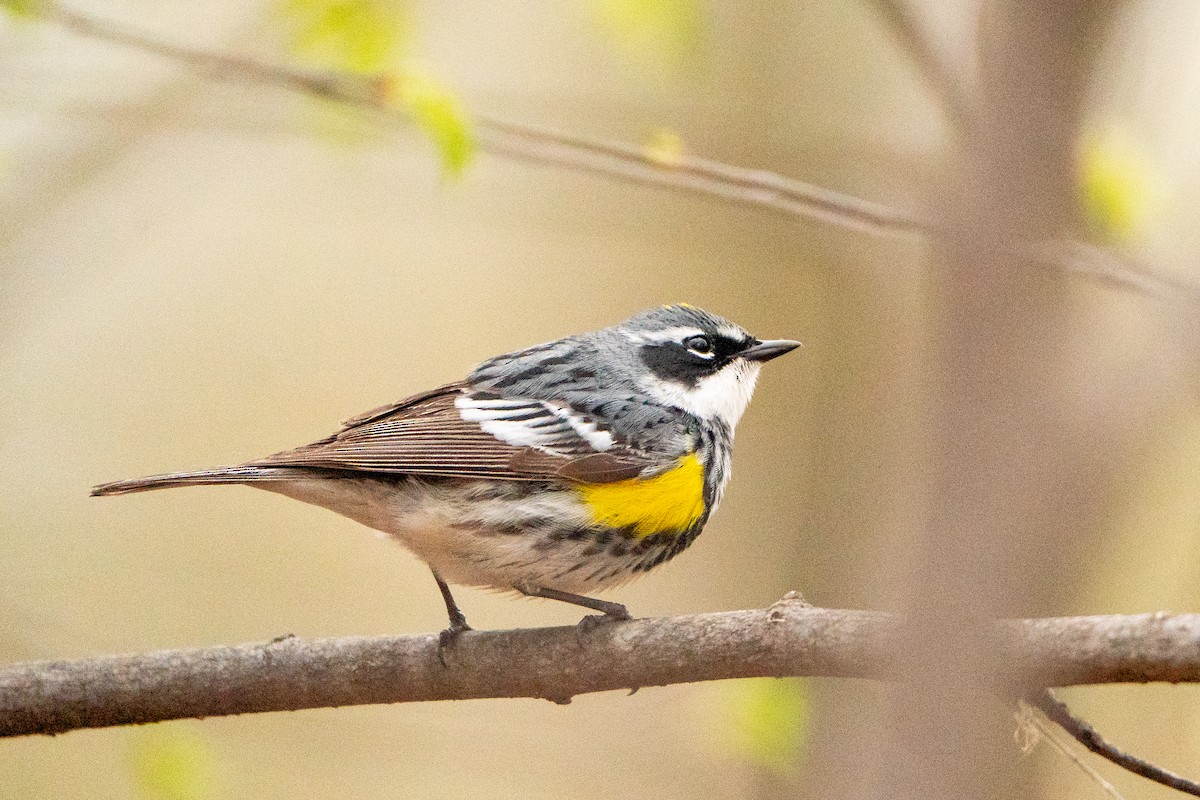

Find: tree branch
[4,605,1200,738]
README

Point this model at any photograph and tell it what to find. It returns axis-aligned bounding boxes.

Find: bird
[92,305,800,642]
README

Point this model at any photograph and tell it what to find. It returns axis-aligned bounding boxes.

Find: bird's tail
[90,466,302,496]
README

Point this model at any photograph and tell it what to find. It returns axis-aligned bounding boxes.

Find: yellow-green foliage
[1,0,45,18]
[1079,127,1159,244]
[277,1,474,177]
[721,678,809,774]
[588,0,703,72]
[129,730,215,800]
[384,67,476,177]
[279,0,409,75]
[644,127,685,166]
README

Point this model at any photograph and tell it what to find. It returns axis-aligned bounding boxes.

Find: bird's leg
[517,584,633,631]
[433,572,471,666]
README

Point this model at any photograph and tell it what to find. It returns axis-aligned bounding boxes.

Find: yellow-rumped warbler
[93,305,799,639]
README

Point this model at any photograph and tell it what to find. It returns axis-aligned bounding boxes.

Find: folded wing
[249,383,657,483]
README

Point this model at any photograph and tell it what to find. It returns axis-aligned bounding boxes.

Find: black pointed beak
[741,339,802,363]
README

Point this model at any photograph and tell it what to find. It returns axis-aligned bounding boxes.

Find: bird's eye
[684,335,713,355]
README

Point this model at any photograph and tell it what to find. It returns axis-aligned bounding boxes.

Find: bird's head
[616,304,800,428]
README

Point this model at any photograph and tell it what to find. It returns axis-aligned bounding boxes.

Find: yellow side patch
[575,453,706,538]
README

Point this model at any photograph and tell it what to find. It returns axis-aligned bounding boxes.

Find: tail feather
[90,466,303,496]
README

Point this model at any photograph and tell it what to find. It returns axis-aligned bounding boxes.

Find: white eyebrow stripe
[622,326,706,345]
[717,324,748,341]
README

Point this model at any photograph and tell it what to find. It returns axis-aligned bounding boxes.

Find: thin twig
[474,117,927,237]
[31,2,1200,302]
[49,4,353,100]
[41,2,923,237]
[1032,689,1200,797]
[1016,700,1127,800]
[863,0,976,133]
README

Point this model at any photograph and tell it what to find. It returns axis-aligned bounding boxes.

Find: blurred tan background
[3,2,1200,798]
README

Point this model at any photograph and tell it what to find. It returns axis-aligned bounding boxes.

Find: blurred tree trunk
[868,3,1122,799]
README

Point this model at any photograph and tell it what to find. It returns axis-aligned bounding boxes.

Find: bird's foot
[575,602,632,638]
[437,618,472,667]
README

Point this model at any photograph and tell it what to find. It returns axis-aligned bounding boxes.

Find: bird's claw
[437,620,472,667]
[575,605,632,640]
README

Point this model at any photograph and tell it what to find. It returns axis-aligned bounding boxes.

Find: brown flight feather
[247,383,650,483]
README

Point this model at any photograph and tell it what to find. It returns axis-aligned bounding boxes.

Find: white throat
[642,360,763,430]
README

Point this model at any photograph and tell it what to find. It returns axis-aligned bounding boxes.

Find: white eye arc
[684,334,715,358]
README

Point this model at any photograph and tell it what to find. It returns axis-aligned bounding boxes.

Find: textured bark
[3,604,1200,738]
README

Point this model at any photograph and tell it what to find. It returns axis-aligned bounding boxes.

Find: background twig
[39,2,1200,302]
[1032,689,1200,797]
[863,0,977,132]
[1016,701,1126,800]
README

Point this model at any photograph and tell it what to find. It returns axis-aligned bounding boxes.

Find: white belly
[255,474,664,594]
